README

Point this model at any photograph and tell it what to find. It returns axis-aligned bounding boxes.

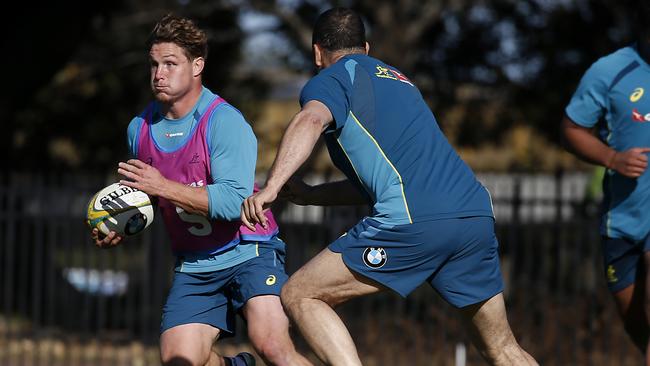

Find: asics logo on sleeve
[630,87,644,102]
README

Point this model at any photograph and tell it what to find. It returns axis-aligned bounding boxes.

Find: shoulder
[211,103,248,128]
[127,106,149,138]
[599,46,639,67]
[206,102,254,144]
[128,114,145,130]
[304,69,340,90]
[583,46,640,85]
[301,62,353,99]
[309,59,355,85]
[343,54,397,77]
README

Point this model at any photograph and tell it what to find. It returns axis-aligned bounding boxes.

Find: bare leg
[459,293,537,366]
[643,251,650,365]
[243,295,312,366]
[611,279,649,354]
[281,248,383,366]
[160,323,223,366]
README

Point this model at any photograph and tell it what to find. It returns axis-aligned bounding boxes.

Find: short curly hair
[146,13,208,61]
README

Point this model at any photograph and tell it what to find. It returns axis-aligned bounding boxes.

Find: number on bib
[176,207,212,236]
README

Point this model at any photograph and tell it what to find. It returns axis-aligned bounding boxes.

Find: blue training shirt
[127,87,261,272]
[566,45,650,241]
[300,54,494,226]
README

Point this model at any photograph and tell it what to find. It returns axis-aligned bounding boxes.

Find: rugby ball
[86,182,154,237]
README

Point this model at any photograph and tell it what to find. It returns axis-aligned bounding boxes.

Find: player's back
[300,54,493,225]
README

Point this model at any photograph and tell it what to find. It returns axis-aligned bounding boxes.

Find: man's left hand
[241,188,278,231]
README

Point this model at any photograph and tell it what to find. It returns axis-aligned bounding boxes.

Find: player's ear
[193,57,205,77]
[313,44,324,69]
[364,42,370,55]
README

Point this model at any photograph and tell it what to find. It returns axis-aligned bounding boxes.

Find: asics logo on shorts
[266,275,277,285]
[363,247,387,269]
[606,265,618,283]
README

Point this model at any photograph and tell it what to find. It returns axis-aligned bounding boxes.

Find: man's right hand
[91,228,123,249]
[608,147,650,178]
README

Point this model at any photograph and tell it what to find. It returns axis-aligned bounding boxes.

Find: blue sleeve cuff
[206,184,247,221]
[565,106,597,128]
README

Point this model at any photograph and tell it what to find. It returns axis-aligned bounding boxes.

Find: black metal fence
[0,171,641,365]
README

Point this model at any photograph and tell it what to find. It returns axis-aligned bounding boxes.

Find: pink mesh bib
[136,96,279,254]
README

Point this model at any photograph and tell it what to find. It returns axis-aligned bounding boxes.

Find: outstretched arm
[561,115,650,178]
[280,177,368,206]
[241,100,333,229]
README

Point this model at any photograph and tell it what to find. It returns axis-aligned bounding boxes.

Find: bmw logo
[362,247,387,269]
[125,213,147,235]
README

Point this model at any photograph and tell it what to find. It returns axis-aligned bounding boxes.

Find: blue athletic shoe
[226,352,256,366]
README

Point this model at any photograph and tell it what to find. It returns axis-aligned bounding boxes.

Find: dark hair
[312,7,366,52]
[146,14,208,60]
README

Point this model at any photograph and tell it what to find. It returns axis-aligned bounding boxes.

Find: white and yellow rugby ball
[86,182,154,237]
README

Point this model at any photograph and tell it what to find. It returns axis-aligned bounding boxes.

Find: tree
[5,0,638,172]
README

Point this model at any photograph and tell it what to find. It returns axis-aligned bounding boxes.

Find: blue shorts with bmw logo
[160,237,288,335]
[328,216,503,308]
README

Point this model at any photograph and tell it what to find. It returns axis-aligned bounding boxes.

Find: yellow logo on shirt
[375,66,397,80]
[606,265,618,283]
[374,65,415,86]
[630,87,644,102]
[265,275,276,286]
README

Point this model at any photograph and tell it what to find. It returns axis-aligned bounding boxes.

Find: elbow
[559,117,578,153]
[295,110,328,133]
[559,129,572,152]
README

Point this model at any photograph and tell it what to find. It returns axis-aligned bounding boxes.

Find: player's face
[149,42,196,104]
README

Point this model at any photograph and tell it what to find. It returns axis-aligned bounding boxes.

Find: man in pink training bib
[91,14,311,366]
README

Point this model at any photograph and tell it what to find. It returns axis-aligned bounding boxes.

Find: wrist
[605,150,617,170]
[154,177,172,199]
[263,180,283,196]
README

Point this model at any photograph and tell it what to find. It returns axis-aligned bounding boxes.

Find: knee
[280,278,303,313]
[252,337,294,365]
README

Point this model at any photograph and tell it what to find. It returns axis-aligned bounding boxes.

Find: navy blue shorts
[161,239,288,334]
[602,236,650,293]
[329,216,503,308]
